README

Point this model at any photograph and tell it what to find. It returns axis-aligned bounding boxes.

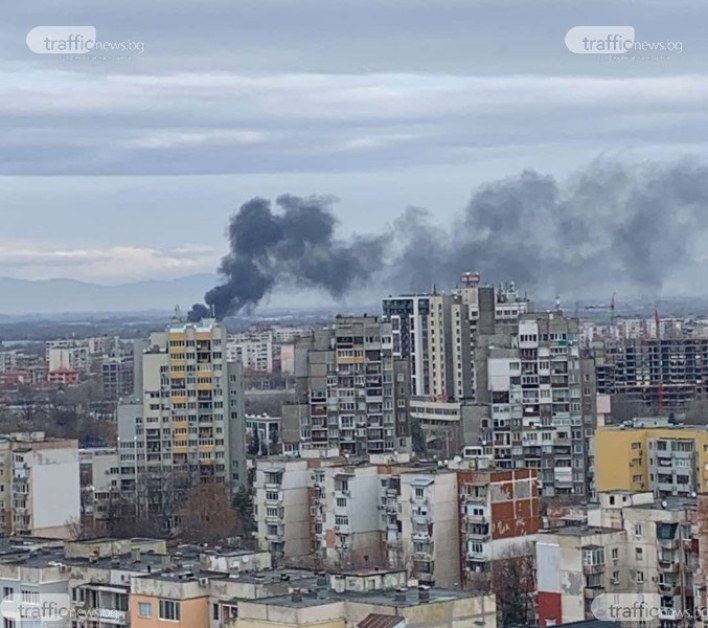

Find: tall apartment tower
[478,312,596,497]
[117,318,246,529]
[292,315,411,455]
[383,275,531,403]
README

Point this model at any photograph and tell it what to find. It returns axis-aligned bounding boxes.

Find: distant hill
[0,274,218,315]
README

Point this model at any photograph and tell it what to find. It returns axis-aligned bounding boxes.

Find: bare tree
[179,483,242,544]
[490,542,536,627]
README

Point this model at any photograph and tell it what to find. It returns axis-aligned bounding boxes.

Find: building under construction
[594,336,708,409]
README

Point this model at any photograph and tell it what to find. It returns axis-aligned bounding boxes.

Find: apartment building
[476,312,596,497]
[0,535,491,628]
[593,336,708,409]
[101,355,135,399]
[589,491,697,623]
[47,343,91,374]
[227,331,274,374]
[455,466,540,589]
[233,576,497,628]
[0,433,80,538]
[408,399,488,458]
[382,294,432,398]
[79,447,120,536]
[291,316,411,455]
[246,414,281,456]
[396,470,460,587]
[537,526,627,626]
[595,419,708,496]
[253,457,313,561]
[382,276,530,402]
[537,491,698,627]
[117,318,247,531]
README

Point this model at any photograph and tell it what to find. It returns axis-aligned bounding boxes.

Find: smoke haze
[192,158,708,319]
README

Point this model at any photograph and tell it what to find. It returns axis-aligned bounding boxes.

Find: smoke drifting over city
[191,159,708,320]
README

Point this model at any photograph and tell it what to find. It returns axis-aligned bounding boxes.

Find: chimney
[394,587,407,603]
[418,585,430,603]
[291,588,302,603]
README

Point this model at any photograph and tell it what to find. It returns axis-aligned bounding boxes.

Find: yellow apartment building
[595,419,708,496]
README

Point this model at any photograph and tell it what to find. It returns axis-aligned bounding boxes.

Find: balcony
[658,608,682,622]
[95,608,128,624]
[584,587,604,600]
[658,582,679,596]
[582,564,605,576]
[465,512,489,524]
[658,560,680,574]
[658,538,680,550]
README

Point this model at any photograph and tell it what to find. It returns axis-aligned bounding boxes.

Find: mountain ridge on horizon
[0,274,217,315]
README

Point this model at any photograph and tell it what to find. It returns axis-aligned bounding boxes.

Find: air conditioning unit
[611,578,619,585]
[198,577,209,587]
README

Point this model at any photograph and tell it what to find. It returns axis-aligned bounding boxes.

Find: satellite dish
[661,500,668,509]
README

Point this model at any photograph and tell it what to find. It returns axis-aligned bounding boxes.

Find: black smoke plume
[190,159,708,320]
[190,194,385,320]
[390,158,708,297]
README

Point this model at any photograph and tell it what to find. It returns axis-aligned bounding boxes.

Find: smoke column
[191,194,385,319]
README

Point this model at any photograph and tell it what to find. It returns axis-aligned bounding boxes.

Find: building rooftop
[251,586,480,609]
[544,525,623,537]
[631,496,696,511]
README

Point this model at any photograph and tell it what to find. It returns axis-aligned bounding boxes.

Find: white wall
[29,447,81,537]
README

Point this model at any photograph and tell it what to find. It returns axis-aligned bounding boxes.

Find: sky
[1,0,707,290]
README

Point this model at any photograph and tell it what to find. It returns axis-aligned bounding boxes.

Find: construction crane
[584,293,617,325]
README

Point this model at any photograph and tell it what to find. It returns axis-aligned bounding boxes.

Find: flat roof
[543,526,623,537]
[250,586,481,609]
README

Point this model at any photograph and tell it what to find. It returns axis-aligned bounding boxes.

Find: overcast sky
[1,0,707,288]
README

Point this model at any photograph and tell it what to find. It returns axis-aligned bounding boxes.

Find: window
[468,541,484,554]
[635,547,643,561]
[335,515,349,526]
[2,588,12,599]
[159,600,181,621]
[336,497,347,508]
[415,487,425,498]
[634,523,643,538]
[582,547,604,566]
[635,570,645,584]
[611,547,619,560]
[138,602,152,618]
